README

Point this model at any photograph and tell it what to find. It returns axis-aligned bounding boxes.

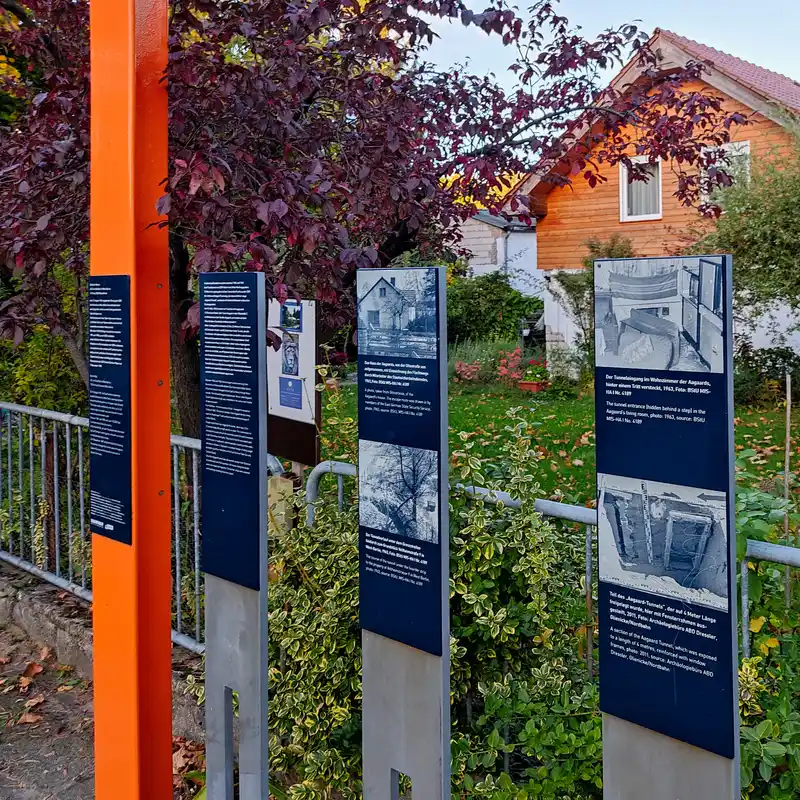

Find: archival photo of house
[595,256,724,373]
[357,268,438,360]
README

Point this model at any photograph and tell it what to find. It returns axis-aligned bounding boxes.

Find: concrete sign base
[362,631,450,800]
[602,714,738,800]
[205,574,269,800]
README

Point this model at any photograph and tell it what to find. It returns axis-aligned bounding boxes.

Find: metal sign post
[88,0,172,798]
[200,273,270,800]
[356,267,450,799]
[594,255,739,799]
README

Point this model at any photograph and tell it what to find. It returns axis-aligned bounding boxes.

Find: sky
[420,0,800,91]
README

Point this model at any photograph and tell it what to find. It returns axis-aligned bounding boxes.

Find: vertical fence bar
[585,523,593,680]
[0,410,4,513]
[173,445,182,635]
[337,474,344,511]
[28,417,34,563]
[785,371,792,608]
[192,448,201,643]
[40,418,47,569]
[741,559,750,659]
[7,414,13,553]
[78,426,87,588]
[66,423,74,584]
[18,414,24,557]
[503,660,510,774]
[53,422,61,578]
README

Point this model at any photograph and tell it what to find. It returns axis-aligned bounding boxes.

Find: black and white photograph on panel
[598,473,729,610]
[357,268,438,359]
[359,439,439,543]
[594,256,724,373]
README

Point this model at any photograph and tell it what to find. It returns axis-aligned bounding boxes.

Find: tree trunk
[169,233,202,439]
[61,329,89,388]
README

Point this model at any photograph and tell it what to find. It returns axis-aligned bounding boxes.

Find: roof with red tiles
[657,28,800,112]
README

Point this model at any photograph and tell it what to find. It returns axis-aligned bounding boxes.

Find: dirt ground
[0,624,204,800]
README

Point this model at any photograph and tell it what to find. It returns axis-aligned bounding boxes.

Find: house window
[620,157,662,222]
[367,310,380,326]
[390,277,396,286]
[702,140,751,200]
[379,287,386,297]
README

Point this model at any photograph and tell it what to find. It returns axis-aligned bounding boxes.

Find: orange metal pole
[89,0,172,798]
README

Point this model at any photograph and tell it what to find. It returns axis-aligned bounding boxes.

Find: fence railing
[2,405,798,662]
[0,402,205,654]
[306,459,800,663]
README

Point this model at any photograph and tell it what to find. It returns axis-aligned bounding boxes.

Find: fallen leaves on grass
[17,712,42,725]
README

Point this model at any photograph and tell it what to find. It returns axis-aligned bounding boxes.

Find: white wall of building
[463,214,800,358]
[461,217,542,296]
[738,304,800,350]
[542,273,581,349]
[505,230,541,297]
[460,217,503,278]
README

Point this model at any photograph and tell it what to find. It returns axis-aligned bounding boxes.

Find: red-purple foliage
[0,0,745,433]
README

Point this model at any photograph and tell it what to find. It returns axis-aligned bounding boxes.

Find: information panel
[357,267,448,656]
[594,255,738,759]
[88,275,132,545]
[266,298,320,465]
[200,272,267,591]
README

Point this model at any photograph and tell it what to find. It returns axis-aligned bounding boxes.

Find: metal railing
[306,459,800,663]
[0,402,206,654]
[2,408,798,662]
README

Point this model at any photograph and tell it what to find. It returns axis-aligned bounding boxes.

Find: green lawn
[326,382,798,504]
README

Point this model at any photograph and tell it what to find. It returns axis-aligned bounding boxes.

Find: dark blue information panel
[357,267,448,656]
[594,255,737,758]
[88,275,132,545]
[200,273,267,591]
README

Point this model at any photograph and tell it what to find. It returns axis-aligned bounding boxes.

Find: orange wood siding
[535,81,795,271]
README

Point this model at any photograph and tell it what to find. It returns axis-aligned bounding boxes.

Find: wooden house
[500,28,800,351]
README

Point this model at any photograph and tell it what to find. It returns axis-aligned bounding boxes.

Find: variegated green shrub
[267,407,600,798]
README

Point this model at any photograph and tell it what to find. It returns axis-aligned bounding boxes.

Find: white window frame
[619,157,662,223]
[701,139,751,202]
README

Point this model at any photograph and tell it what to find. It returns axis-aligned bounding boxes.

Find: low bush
[447,339,525,384]
[268,406,597,798]
[0,326,87,414]
[734,448,800,799]
[734,343,800,407]
[447,272,542,345]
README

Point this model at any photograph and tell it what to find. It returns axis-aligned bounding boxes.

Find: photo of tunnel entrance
[598,473,729,610]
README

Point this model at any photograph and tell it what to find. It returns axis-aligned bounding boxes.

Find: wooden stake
[785,371,792,608]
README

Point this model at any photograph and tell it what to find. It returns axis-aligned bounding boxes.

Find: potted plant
[519,358,550,392]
